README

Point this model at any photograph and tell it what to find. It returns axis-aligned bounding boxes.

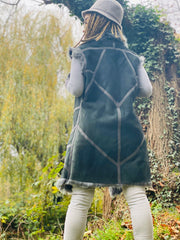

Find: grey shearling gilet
[57,34,151,192]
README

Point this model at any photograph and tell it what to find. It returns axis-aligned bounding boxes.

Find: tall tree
[43,0,129,20]
[44,0,180,211]
[43,0,94,19]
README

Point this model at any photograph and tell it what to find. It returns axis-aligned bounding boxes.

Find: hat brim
[81,9,122,29]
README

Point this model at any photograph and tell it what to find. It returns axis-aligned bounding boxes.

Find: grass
[82,204,180,240]
[2,205,179,240]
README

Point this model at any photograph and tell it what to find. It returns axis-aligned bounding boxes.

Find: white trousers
[63,186,153,240]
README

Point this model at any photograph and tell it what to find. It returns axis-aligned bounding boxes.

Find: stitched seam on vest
[82,47,138,58]
[69,100,83,169]
[122,51,137,77]
[77,126,117,166]
[94,78,137,109]
[85,69,94,73]
[120,136,145,166]
[94,80,118,106]
[66,144,72,149]
[94,78,137,185]
[74,106,80,112]
[117,83,138,108]
[71,126,76,134]
[85,49,106,95]
[117,108,121,184]
[93,79,139,184]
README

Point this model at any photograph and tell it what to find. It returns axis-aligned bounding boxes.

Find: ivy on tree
[45,0,178,80]
[43,0,128,20]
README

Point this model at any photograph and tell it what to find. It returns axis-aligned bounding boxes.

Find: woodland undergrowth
[0,2,179,239]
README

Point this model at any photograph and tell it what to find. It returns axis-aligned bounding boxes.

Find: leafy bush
[91,220,133,240]
[86,205,180,240]
[0,156,70,238]
[148,150,180,207]
[0,6,75,238]
[124,4,178,81]
[50,0,179,80]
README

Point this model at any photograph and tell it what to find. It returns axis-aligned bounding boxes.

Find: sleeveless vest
[57,34,151,192]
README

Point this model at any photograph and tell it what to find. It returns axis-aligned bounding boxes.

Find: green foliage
[91,220,133,240]
[151,203,180,240]
[148,150,180,207]
[49,0,95,19]
[145,77,180,207]
[0,7,74,196]
[164,83,180,167]
[85,205,179,240]
[134,97,152,126]
[50,0,178,80]
[176,55,180,77]
[50,0,128,21]
[124,5,178,81]
[0,1,179,237]
[0,156,69,238]
[90,188,104,217]
[0,7,74,238]
[146,80,180,207]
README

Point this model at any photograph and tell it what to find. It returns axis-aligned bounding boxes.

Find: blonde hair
[76,13,127,47]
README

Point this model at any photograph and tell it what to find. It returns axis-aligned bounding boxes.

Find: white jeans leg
[63,187,95,240]
[123,186,153,240]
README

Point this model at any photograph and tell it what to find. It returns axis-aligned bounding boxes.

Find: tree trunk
[103,65,180,216]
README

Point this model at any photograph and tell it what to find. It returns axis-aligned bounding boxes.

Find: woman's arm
[65,57,84,97]
[137,64,152,97]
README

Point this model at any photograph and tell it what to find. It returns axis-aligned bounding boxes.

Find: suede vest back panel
[60,35,151,190]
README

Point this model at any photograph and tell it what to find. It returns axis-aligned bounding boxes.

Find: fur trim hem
[139,56,145,64]
[55,178,152,197]
[69,47,86,69]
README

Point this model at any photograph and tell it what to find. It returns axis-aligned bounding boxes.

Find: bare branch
[0,0,21,6]
[30,0,45,6]
[42,0,53,4]
[33,0,44,4]
[176,0,180,11]
[42,0,66,6]
[0,0,21,28]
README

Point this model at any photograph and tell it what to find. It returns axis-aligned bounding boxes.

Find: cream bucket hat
[82,0,124,28]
